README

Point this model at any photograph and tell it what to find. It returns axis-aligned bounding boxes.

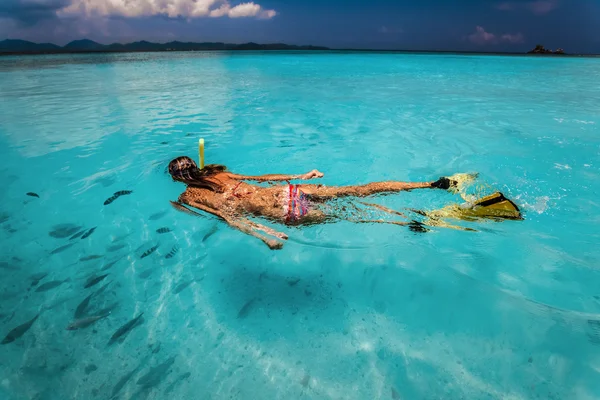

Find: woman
[168,156,459,249]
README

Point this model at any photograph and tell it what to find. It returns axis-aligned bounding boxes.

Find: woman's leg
[299,180,436,199]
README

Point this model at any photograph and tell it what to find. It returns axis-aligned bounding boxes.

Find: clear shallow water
[0,51,599,399]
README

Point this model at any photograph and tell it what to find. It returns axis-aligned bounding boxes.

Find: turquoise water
[1,51,599,399]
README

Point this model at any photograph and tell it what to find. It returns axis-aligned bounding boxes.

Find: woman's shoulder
[214,172,240,182]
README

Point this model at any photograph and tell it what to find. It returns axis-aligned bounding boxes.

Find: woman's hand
[266,239,284,250]
[301,169,324,180]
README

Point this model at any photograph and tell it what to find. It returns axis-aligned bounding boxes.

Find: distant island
[527,44,565,55]
[0,39,329,55]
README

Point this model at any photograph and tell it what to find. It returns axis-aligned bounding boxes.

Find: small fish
[0,262,19,271]
[156,227,171,234]
[74,280,111,319]
[49,223,82,238]
[26,192,39,198]
[165,246,179,259]
[111,359,148,398]
[66,314,108,330]
[108,312,144,346]
[0,212,10,224]
[50,243,75,255]
[287,278,301,287]
[104,190,133,205]
[106,243,126,252]
[101,258,121,271]
[137,356,176,389]
[80,254,103,262]
[237,298,256,319]
[81,227,97,239]
[164,372,191,394]
[84,273,109,289]
[1,313,39,344]
[35,279,68,292]
[69,230,86,240]
[85,364,98,375]
[74,292,95,319]
[173,280,193,294]
[30,272,48,281]
[149,211,168,221]
[202,224,218,242]
[30,272,48,287]
[140,245,159,259]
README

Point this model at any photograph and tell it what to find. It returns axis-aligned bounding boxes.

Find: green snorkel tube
[199,138,205,169]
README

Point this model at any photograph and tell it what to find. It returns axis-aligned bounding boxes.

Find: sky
[0,0,599,52]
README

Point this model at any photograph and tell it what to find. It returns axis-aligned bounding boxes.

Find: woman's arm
[226,170,323,182]
[174,199,285,250]
[225,218,284,250]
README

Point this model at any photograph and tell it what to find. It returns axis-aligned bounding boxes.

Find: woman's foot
[431,177,458,190]
[431,173,478,191]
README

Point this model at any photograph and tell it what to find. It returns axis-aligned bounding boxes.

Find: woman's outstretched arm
[173,199,286,250]
[226,170,323,182]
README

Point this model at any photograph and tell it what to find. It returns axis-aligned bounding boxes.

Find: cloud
[501,33,524,43]
[0,0,70,24]
[208,2,275,18]
[495,0,559,15]
[468,26,524,45]
[468,26,496,45]
[259,9,276,19]
[0,0,278,20]
[528,0,559,14]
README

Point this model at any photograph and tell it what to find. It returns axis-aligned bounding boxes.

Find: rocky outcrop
[527,45,565,55]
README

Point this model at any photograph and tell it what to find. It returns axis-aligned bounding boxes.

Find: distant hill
[63,39,105,51]
[0,38,329,54]
[0,39,61,52]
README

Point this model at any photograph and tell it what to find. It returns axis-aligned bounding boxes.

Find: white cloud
[259,9,277,19]
[57,0,276,19]
[468,26,524,45]
[209,4,230,17]
[228,2,261,18]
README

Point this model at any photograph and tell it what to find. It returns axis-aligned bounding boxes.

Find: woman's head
[168,156,227,191]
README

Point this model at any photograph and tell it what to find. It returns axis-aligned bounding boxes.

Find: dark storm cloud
[0,0,70,25]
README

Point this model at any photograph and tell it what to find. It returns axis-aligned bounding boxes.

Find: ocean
[1,51,599,399]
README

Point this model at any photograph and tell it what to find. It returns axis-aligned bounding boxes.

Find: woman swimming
[167,156,461,249]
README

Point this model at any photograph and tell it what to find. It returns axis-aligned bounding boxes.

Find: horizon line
[1,38,596,57]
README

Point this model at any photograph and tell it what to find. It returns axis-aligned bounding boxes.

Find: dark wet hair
[168,156,227,192]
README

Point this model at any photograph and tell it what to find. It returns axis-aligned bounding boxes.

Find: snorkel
[199,138,205,169]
